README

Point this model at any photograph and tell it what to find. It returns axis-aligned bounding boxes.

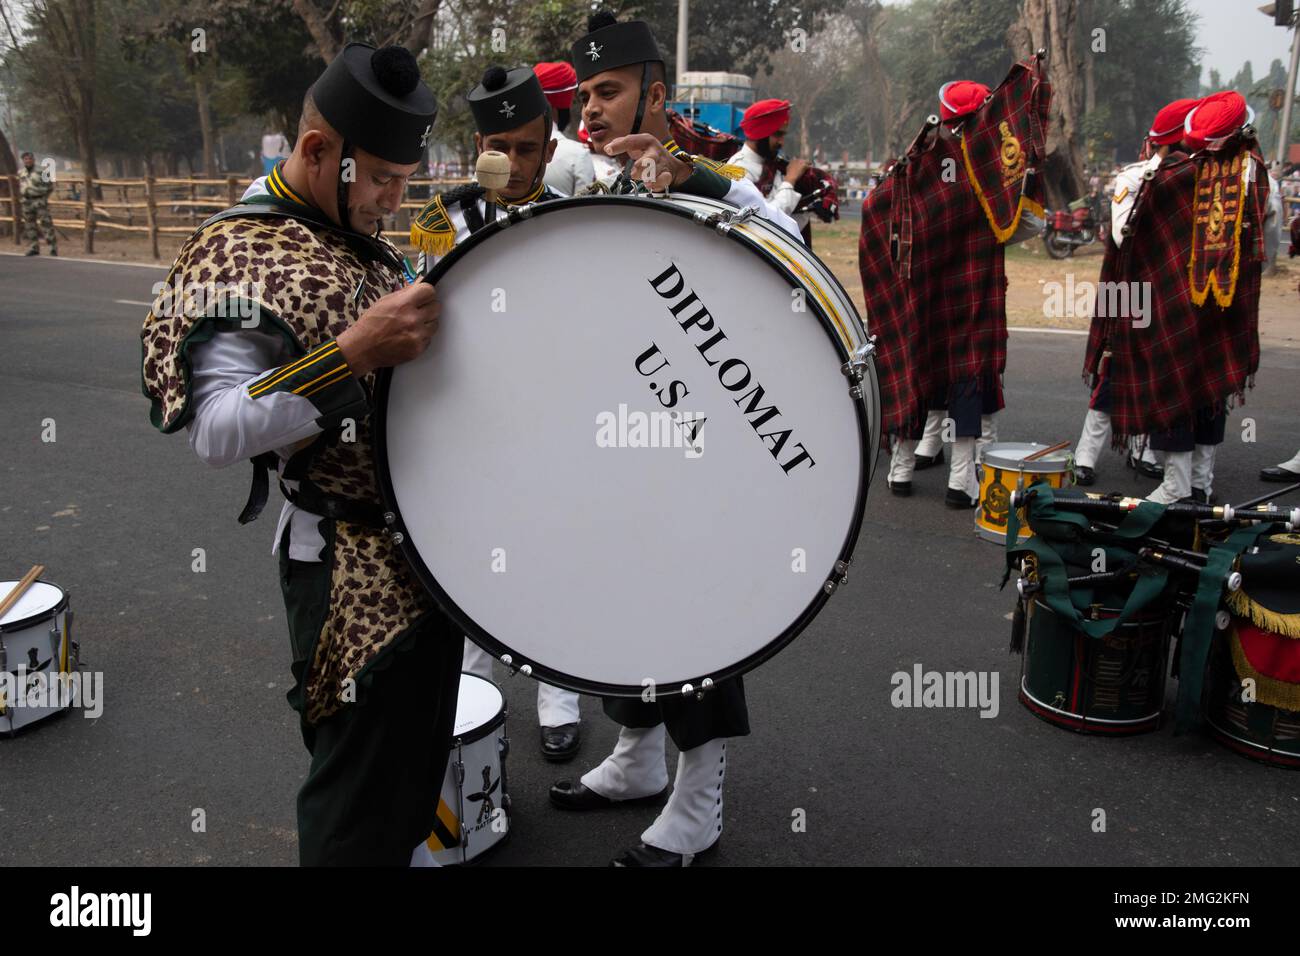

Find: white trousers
[580,725,727,856]
[1279,448,1300,472]
[461,639,581,727]
[888,436,917,483]
[1075,410,1161,471]
[1075,408,1110,470]
[1148,450,1192,503]
[915,410,998,458]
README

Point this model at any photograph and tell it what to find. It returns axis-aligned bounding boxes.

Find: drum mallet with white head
[475,150,511,206]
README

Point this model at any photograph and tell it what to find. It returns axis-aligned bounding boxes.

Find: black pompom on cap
[371,45,420,97]
[588,9,617,31]
[481,65,509,91]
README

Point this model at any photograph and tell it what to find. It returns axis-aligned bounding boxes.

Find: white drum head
[380,197,873,694]
[452,673,505,738]
[0,581,65,629]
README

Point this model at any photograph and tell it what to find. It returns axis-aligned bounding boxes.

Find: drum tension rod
[823,559,852,596]
[842,339,877,399]
[692,204,759,235]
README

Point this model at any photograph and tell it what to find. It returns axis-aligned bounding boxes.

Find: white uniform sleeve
[187,330,335,469]
[722,176,801,238]
[1110,158,1157,248]
[768,179,802,217]
[568,140,596,194]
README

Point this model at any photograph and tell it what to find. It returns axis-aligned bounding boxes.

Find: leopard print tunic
[142,214,438,724]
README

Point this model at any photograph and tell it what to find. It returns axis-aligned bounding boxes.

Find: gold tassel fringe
[409,195,456,257]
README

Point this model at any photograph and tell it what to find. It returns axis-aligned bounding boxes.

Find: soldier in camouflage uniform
[18,151,57,256]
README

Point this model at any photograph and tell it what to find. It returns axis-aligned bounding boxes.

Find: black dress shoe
[1260,465,1300,483]
[1127,454,1163,479]
[1190,488,1219,505]
[1074,465,1096,486]
[944,488,978,509]
[549,780,667,811]
[887,479,912,497]
[540,722,580,762]
[914,448,945,471]
[609,840,720,868]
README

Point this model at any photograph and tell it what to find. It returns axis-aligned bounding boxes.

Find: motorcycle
[1042,194,1110,258]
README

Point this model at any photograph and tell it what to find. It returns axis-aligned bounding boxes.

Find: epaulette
[689,155,747,181]
[411,184,483,257]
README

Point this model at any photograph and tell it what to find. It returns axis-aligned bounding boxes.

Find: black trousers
[603,678,750,752]
[279,532,462,866]
[1148,403,1227,453]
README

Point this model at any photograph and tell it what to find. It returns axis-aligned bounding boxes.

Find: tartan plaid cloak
[858,128,1009,437]
[1083,140,1269,441]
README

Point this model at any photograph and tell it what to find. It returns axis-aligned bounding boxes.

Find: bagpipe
[1001,480,1300,767]
[665,108,742,162]
[757,153,840,223]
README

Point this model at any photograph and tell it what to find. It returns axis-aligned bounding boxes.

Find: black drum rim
[0,579,68,635]
[376,194,878,698]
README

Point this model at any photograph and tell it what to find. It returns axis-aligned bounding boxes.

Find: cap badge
[586,41,603,60]
[499,101,516,118]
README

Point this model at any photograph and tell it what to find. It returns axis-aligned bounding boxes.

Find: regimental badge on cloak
[998,121,1025,185]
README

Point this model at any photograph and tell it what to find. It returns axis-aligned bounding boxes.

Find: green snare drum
[1019,596,1174,734]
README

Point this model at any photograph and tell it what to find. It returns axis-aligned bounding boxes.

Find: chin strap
[335,140,359,234]
[630,62,652,137]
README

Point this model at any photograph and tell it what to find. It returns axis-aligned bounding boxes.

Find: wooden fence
[1,173,472,257]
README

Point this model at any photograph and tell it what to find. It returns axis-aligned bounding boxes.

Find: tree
[1008,0,1087,207]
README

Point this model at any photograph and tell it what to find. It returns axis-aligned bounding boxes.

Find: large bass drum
[377,194,879,697]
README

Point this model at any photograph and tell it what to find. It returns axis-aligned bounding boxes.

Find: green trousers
[279,526,462,866]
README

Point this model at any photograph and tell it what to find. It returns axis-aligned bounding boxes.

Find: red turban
[1183,91,1254,151]
[741,99,790,140]
[534,61,578,110]
[938,80,989,122]
[1146,98,1200,145]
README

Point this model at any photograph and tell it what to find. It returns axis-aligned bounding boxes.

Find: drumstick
[1024,440,1071,463]
[0,565,45,623]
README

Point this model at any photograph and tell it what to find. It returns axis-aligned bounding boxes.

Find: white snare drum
[0,579,75,734]
[378,194,880,696]
[425,672,510,865]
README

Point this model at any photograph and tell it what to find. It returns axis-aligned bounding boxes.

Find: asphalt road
[1,252,1297,867]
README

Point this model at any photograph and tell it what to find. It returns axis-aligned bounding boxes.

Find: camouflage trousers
[22,199,56,252]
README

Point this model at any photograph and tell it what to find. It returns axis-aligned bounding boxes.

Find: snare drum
[425,672,511,864]
[1018,595,1172,734]
[1204,629,1300,769]
[378,194,880,697]
[0,579,75,734]
[976,443,1074,544]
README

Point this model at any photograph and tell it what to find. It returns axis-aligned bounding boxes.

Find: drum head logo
[984,481,1010,527]
[466,765,500,828]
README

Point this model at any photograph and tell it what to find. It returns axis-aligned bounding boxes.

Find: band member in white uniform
[726,98,811,239]
[547,10,796,867]
[409,65,587,762]
[1071,100,1199,486]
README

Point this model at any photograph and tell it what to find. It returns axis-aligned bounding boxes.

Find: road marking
[114,299,154,307]
[1007,326,1088,336]
[0,251,164,270]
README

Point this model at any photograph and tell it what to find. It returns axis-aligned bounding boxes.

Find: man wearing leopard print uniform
[141,44,458,866]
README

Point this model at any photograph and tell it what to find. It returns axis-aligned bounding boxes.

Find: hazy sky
[1188,0,1296,82]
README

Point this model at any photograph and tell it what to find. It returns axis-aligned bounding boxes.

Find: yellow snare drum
[976,442,1074,544]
